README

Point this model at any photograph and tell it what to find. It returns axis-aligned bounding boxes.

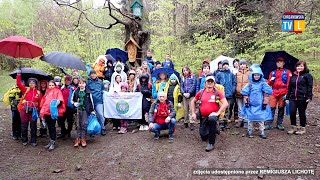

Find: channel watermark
[192,168,315,176]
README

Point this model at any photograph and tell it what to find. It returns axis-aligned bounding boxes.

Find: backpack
[271,69,288,84]
[197,88,220,106]
[18,87,41,112]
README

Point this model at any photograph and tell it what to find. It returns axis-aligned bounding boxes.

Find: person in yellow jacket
[164,74,184,121]
[3,82,24,140]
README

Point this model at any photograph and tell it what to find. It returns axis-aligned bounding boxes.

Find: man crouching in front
[148,91,176,143]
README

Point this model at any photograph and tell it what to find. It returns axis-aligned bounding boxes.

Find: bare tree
[53,0,150,64]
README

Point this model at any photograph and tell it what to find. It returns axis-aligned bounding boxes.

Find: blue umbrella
[105,54,116,63]
[260,51,299,79]
[106,48,128,63]
[40,51,86,71]
[152,68,181,82]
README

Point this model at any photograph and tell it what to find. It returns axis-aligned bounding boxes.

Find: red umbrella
[0,36,43,58]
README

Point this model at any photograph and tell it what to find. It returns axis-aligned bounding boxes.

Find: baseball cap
[205,76,215,82]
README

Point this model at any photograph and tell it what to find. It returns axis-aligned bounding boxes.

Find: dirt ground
[0,98,319,180]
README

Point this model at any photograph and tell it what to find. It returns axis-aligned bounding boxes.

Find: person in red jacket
[40,80,66,151]
[58,76,76,139]
[16,73,42,147]
[266,57,292,130]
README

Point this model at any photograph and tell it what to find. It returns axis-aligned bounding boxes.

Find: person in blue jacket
[162,54,174,69]
[215,60,236,129]
[241,64,273,139]
[86,70,106,136]
[196,64,213,93]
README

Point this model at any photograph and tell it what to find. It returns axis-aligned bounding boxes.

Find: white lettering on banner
[103,92,143,119]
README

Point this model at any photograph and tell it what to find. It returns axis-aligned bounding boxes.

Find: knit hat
[155,61,161,66]
[53,76,61,82]
[28,78,37,84]
[222,60,229,66]
[90,69,96,75]
[103,80,110,85]
[116,63,122,69]
[239,59,247,65]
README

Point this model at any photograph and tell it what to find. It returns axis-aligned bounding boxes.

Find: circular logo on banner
[116,100,129,114]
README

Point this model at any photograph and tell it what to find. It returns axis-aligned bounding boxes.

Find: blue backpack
[271,69,288,84]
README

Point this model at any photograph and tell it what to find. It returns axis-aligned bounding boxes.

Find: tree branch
[53,0,121,30]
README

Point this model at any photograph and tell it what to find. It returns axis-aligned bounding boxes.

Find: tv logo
[282,12,305,33]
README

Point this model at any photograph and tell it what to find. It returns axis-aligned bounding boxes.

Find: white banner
[103,92,142,119]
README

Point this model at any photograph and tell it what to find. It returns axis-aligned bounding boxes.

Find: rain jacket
[164,74,184,120]
[152,79,169,99]
[110,62,127,85]
[86,77,104,105]
[16,74,42,112]
[268,68,292,96]
[180,73,197,97]
[286,71,313,101]
[215,69,236,98]
[240,64,272,121]
[3,85,22,110]
[136,74,152,111]
[61,85,76,108]
[235,68,251,98]
[148,99,176,124]
[93,56,106,78]
[40,87,66,118]
[162,60,174,69]
[196,73,213,93]
[104,60,114,82]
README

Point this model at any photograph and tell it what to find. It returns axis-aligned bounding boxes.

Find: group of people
[4,50,313,152]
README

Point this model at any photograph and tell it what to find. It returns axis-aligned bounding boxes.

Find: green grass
[0,70,15,101]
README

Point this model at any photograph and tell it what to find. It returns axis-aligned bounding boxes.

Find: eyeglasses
[206,80,214,83]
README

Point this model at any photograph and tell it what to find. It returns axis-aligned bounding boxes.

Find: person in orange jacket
[40,80,66,151]
[16,73,42,147]
[266,57,292,130]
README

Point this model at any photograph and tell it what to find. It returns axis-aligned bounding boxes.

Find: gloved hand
[186,93,190,98]
[42,120,47,127]
[74,102,80,107]
[177,103,182,108]
[245,103,249,108]
[91,111,96,115]
[270,77,276,81]
[262,104,267,110]
[306,99,311,103]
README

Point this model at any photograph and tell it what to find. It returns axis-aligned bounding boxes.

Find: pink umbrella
[0,36,43,58]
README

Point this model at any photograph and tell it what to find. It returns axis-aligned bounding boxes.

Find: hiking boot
[227,119,232,123]
[243,122,248,129]
[168,134,174,143]
[139,125,144,131]
[190,123,195,131]
[12,136,19,140]
[247,131,254,138]
[184,123,189,128]
[235,121,242,128]
[81,139,87,147]
[31,142,37,147]
[259,132,267,139]
[287,125,297,134]
[143,125,149,131]
[154,133,160,140]
[44,140,53,149]
[22,142,28,146]
[205,143,214,152]
[118,127,127,134]
[234,119,239,123]
[276,124,285,130]
[265,125,273,130]
[295,127,306,135]
[101,129,106,136]
[112,127,117,131]
[74,138,80,147]
[48,140,55,151]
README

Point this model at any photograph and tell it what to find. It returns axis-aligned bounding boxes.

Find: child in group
[180,66,197,129]
[135,67,143,85]
[72,78,94,147]
[38,80,48,137]
[40,80,66,151]
[141,61,152,83]
[111,62,127,86]
[164,74,184,121]
[128,70,137,92]
[103,80,110,92]
[241,64,272,139]
[136,73,152,131]
[152,72,169,99]
[110,75,123,93]
[196,64,213,93]
[118,83,129,134]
